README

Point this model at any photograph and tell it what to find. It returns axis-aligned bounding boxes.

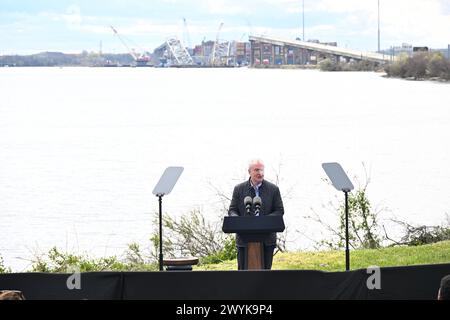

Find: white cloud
[308,0,450,48]
[311,0,376,13]
[246,0,450,48]
[1,0,449,53]
[379,0,450,47]
[63,5,83,28]
[177,0,450,48]
[200,0,246,15]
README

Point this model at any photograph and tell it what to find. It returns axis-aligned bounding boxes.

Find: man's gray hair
[248,159,265,170]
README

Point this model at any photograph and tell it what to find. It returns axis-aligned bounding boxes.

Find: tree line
[0,51,135,67]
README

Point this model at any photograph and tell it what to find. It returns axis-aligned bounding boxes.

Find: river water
[1,67,449,271]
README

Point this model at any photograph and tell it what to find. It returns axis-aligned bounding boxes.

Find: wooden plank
[247,242,263,270]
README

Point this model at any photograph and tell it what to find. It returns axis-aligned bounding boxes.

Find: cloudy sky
[1,0,449,54]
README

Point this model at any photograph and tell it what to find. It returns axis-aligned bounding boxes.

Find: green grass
[195,241,450,272]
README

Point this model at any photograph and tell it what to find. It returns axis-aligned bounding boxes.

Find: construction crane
[210,22,231,66]
[110,26,151,66]
[210,22,223,66]
[182,18,192,50]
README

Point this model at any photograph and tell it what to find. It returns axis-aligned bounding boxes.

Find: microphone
[253,196,262,216]
[244,196,253,215]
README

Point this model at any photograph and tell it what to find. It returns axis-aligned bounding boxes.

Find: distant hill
[0,51,138,67]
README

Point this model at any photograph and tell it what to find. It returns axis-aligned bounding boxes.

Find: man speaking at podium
[228,159,284,270]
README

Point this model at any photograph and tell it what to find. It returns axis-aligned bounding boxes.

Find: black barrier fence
[0,263,449,300]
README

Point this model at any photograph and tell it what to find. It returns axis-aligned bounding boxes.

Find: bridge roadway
[249,35,394,64]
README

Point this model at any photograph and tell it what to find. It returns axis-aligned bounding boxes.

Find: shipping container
[262,44,272,54]
[262,55,272,64]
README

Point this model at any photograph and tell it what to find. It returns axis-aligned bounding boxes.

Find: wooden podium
[222,215,285,270]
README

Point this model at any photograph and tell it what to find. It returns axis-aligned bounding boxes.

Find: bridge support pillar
[335,55,341,64]
[250,40,255,66]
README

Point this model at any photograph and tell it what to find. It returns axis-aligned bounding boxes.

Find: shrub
[339,188,381,249]
[385,52,450,80]
[0,256,11,274]
[428,53,450,80]
[200,237,237,265]
[388,218,450,246]
[319,58,381,72]
[349,60,379,71]
[31,246,157,272]
[385,54,409,77]
[150,209,236,264]
[319,58,342,71]
[405,53,429,79]
[307,168,383,250]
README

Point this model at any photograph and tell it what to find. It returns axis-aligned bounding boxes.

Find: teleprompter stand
[152,167,184,271]
[322,162,354,271]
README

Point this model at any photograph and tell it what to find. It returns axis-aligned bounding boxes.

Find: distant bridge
[249,35,395,66]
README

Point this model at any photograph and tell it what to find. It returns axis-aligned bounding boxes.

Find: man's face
[249,163,264,185]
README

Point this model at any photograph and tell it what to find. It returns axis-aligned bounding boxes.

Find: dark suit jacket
[228,179,284,246]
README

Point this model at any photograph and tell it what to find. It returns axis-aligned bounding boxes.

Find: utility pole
[378,0,381,53]
[301,0,305,65]
[302,0,305,42]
